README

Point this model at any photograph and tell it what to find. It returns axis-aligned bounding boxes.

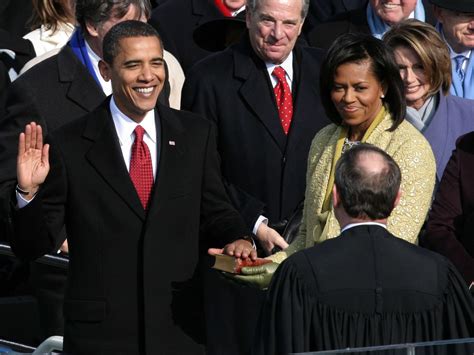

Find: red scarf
[214,0,232,17]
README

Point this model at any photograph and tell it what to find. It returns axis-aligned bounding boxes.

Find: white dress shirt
[110,97,158,179]
[341,222,387,234]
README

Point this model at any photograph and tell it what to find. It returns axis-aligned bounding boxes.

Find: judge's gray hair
[247,0,309,19]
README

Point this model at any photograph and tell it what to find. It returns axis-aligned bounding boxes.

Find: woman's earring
[381,94,385,99]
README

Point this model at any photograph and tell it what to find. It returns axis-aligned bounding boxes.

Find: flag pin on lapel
[169,140,175,146]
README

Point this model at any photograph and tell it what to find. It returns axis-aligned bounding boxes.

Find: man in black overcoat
[182,0,330,352]
[6,20,252,354]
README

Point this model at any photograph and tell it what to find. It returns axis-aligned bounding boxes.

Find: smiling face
[393,45,430,110]
[246,0,304,64]
[370,0,417,25]
[435,7,474,53]
[331,60,385,140]
[99,36,165,123]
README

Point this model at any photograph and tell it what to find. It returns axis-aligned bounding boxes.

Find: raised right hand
[17,122,50,199]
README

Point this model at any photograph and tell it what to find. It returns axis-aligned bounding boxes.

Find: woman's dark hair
[320,33,406,131]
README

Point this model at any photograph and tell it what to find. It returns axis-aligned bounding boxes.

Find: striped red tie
[129,125,154,210]
[272,66,293,135]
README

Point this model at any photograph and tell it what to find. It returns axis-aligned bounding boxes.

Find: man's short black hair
[102,20,162,64]
[335,144,401,220]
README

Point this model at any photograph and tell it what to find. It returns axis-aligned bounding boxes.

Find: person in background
[23,0,76,57]
[302,0,367,37]
[307,0,436,50]
[384,19,474,182]
[431,0,474,99]
[149,0,246,73]
[422,132,474,287]
[232,33,435,289]
[255,144,474,354]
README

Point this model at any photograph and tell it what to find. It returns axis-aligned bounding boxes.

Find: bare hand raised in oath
[17,122,50,200]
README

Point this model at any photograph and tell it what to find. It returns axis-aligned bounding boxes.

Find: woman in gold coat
[238,33,436,286]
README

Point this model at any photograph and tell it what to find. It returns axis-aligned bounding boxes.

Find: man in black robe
[255,144,474,354]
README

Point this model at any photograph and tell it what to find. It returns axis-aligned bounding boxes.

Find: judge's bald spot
[335,144,401,220]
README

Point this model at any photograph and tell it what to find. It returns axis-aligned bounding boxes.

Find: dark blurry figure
[149,0,245,73]
[303,0,367,37]
[423,132,474,286]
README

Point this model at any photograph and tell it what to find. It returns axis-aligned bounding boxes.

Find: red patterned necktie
[272,66,293,135]
[129,125,154,210]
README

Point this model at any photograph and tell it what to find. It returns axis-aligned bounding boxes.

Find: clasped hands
[208,224,288,289]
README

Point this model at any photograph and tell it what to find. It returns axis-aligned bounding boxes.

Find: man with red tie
[181,0,329,353]
[183,0,329,255]
[7,20,251,354]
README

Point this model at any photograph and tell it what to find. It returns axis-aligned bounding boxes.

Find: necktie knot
[455,54,466,68]
[134,125,145,142]
[454,55,466,81]
[272,66,286,82]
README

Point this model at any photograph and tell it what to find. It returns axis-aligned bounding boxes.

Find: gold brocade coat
[270,112,436,263]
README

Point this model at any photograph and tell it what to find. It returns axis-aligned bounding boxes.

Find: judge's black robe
[254,225,474,354]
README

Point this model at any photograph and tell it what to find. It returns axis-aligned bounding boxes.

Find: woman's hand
[17,122,50,200]
[256,223,289,255]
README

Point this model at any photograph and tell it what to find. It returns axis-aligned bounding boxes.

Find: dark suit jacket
[307,0,436,50]
[423,132,474,284]
[149,0,224,74]
[182,37,330,228]
[0,45,104,241]
[7,100,248,354]
[423,93,474,180]
[256,225,474,354]
[303,0,367,37]
[0,45,169,224]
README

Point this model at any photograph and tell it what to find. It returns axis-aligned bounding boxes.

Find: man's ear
[393,189,402,209]
[245,10,252,29]
[98,60,110,81]
[85,20,99,38]
[332,184,340,209]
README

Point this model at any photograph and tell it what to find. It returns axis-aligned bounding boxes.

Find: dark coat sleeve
[423,133,474,283]
[0,76,47,241]
[198,121,250,247]
[253,257,315,355]
[9,135,68,260]
[182,68,266,229]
